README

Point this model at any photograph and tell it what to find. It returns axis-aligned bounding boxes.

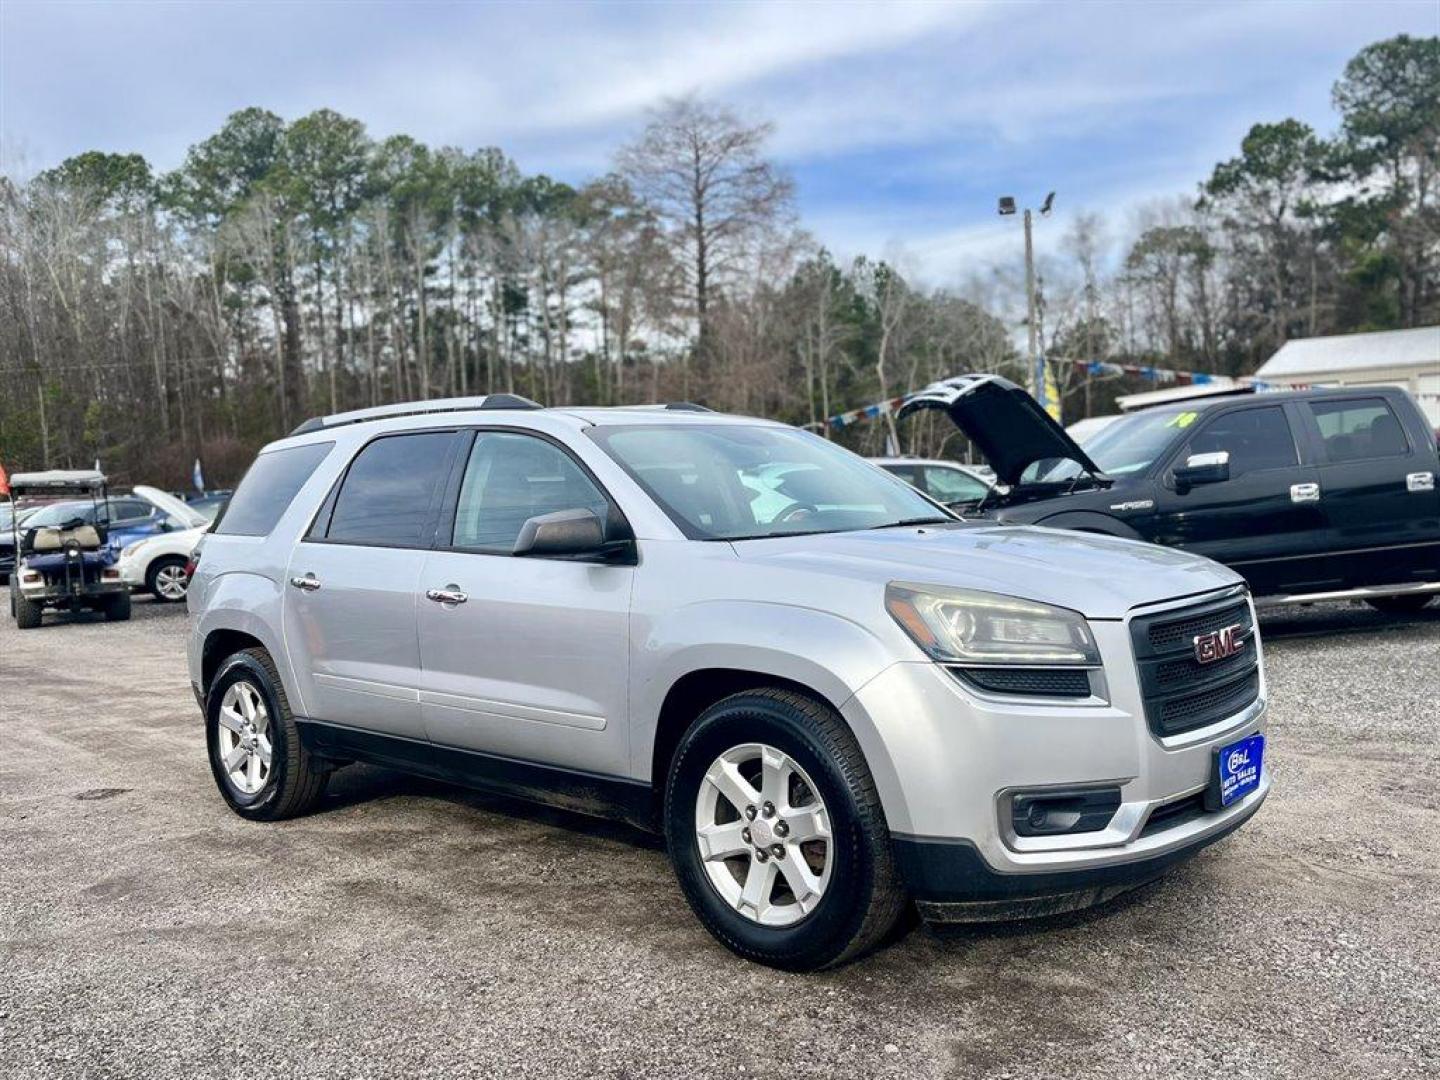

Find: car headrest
[32,527,62,552]
[32,524,104,552]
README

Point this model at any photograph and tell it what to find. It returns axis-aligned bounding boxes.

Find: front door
[283,429,462,740]
[417,430,634,777]
[1151,403,1331,595]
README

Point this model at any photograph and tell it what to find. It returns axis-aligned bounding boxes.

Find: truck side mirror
[1174,450,1230,491]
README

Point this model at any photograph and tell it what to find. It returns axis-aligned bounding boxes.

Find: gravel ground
[2,597,1438,1079]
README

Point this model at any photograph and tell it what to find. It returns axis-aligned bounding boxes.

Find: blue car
[16,486,208,555]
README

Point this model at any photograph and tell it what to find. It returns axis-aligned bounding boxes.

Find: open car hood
[896,375,1104,487]
[132,485,208,528]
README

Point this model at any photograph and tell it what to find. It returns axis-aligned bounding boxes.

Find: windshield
[1023,407,1196,482]
[21,501,95,528]
[588,424,952,540]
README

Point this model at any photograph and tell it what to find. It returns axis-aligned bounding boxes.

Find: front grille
[954,667,1092,698]
[1130,591,1260,738]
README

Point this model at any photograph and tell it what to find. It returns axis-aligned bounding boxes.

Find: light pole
[998,192,1055,411]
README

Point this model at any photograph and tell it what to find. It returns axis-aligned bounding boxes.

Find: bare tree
[616,95,794,372]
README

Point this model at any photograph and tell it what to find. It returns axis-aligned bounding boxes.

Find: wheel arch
[1031,510,1143,540]
[649,667,844,818]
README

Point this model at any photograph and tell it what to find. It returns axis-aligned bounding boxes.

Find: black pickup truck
[900,376,1440,611]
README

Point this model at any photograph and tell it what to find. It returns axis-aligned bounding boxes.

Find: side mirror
[512,508,620,560]
[1174,450,1230,490]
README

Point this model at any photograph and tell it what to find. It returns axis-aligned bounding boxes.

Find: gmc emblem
[1194,624,1246,664]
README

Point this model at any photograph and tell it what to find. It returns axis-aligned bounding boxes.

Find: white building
[1254,326,1440,426]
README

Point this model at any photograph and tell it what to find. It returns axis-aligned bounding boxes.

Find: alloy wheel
[693,742,832,927]
[216,680,272,795]
[154,563,189,601]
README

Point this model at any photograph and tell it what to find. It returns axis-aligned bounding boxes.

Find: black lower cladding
[892,796,1260,906]
[296,719,655,830]
[1130,592,1261,738]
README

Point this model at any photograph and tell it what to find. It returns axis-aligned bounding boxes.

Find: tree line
[0,33,1434,486]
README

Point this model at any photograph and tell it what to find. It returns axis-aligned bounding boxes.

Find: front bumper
[840,588,1269,912]
[894,778,1267,920]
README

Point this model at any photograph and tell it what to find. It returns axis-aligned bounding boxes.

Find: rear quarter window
[214,442,334,537]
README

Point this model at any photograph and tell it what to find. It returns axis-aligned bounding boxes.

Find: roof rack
[664,402,713,412]
[289,394,542,435]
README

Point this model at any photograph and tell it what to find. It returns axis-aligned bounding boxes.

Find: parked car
[900,375,1440,612]
[116,524,207,601]
[8,471,131,627]
[870,456,993,507]
[186,491,232,522]
[189,395,1269,970]
[1066,414,1122,445]
[15,485,207,552]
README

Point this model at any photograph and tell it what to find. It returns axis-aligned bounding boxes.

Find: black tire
[102,591,132,621]
[1365,593,1435,615]
[13,585,42,629]
[145,555,191,603]
[663,688,907,971]
[206,647,328,821]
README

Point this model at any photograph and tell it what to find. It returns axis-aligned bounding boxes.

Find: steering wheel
[777,503,820,523]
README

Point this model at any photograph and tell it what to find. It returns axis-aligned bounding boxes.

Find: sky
[2,0,1436,285]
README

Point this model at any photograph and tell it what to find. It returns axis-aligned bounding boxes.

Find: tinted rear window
[325,432,456,547]
[1308,398,1410,462]
[215,442,334,537]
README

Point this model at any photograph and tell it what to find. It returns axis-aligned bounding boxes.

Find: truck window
[325,433,455,547]
[1185,406,1297,476]
[1308,399,1410,462]
[216,442,334,537]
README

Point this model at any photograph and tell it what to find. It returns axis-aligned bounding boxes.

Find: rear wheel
[13,583,42,629]
[663,688,906,971]
[207,648,328,821]
[1365,593,1435,615]
[102,591,132,622]
[146,556,190,602]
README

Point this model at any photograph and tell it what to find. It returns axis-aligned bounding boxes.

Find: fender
[1030,510,1144,541]
[629,600,908,790]
[193,570,305,713]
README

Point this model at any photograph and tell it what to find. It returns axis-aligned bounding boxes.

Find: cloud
[3,0,1434,283]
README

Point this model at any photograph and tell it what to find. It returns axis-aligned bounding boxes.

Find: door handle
[1407,471,1435,493]
[289,574,321,592]
[426,586,468,605]
[1290,483,1320,504]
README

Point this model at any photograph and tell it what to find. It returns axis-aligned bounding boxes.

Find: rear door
[283,429,463,740]
[1299,394,1440,589]
[1150,402,1330,595]
[416,429,634,777]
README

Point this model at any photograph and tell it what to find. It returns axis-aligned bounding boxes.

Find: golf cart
[7,470,131,629]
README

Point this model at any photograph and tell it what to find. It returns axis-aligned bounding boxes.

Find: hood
[896,375,1103,487]
[732,523,1241,619]
[132,485,208,528]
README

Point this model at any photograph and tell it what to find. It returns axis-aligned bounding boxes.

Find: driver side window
[1183,406,1297,478]
[452,432,611,553]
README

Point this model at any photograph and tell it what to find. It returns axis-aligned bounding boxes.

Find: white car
[116,524,207,602]
[870,456,994,506]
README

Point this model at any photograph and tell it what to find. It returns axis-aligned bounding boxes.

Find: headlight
[885,583,1100,666]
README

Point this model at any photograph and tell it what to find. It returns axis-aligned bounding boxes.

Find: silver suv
[188,396,1269,970]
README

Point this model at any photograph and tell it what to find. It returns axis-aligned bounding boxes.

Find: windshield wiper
[869,516,952,530]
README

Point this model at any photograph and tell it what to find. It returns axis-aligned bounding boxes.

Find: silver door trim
[1289,482,1320,503]
[418,690,607,731]
[314,673,420,703]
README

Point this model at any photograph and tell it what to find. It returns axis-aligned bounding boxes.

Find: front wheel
[1365,593,1435,615]
[146,556,190,602]
[663,688,906,971]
